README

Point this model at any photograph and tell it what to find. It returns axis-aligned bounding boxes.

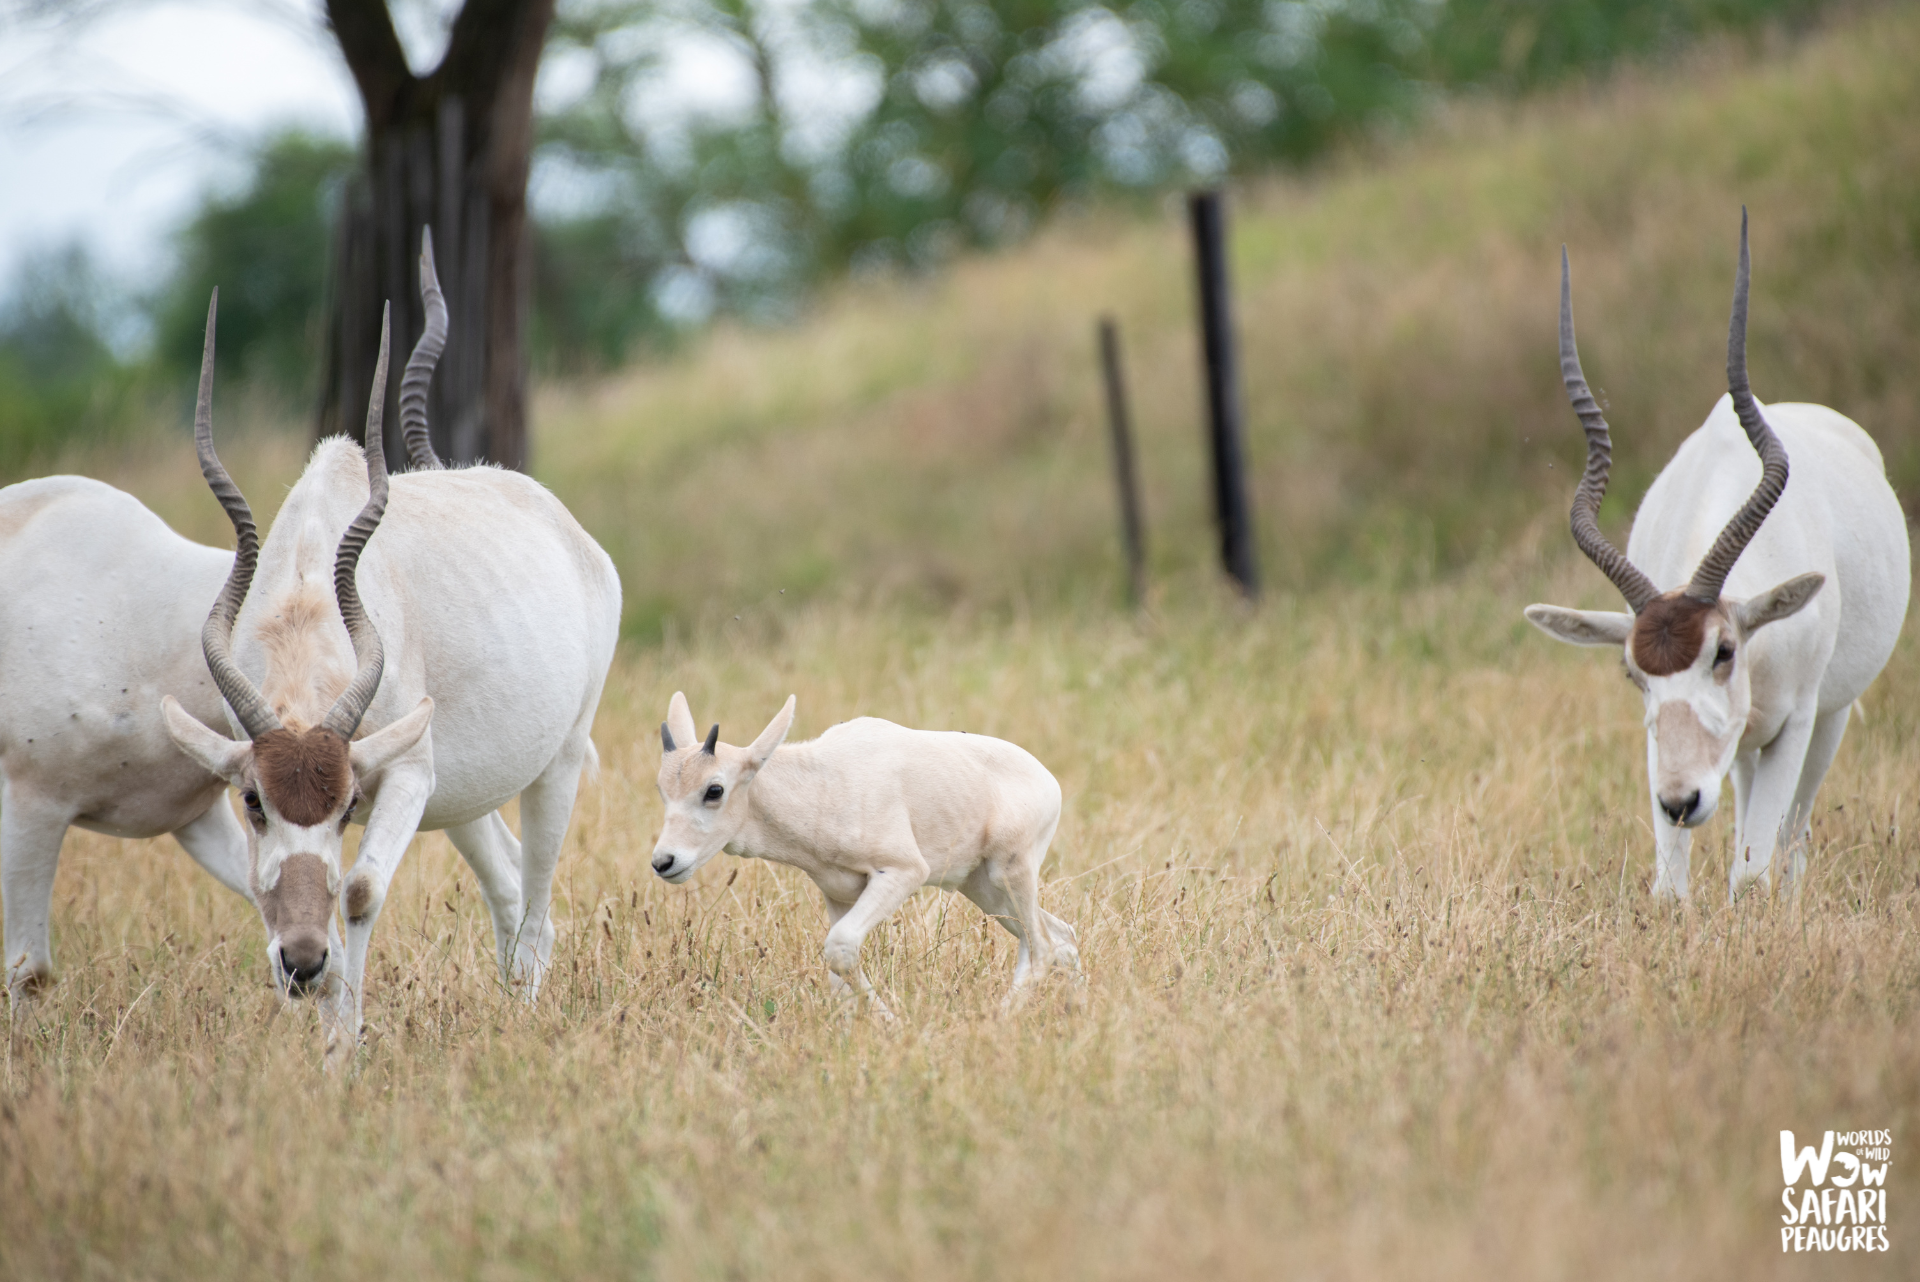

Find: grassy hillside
[43,8,1919,637]
[4,9,1919,1280]
[522,3,1917,635]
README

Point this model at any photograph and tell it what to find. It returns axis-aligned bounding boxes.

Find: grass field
[4,7,1919,1279]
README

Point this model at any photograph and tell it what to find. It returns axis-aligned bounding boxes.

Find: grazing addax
[2,478,251,1002]
[1525,214,1908,901]
[651,694,1079,1013]
[162,236,620,1061]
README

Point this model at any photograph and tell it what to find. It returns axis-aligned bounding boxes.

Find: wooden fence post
[1187,189,1260,598]
[1098,316,1148,606]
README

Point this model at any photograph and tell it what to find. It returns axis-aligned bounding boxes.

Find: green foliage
[1429,0,1830,90]
[148,132,355,401]
[530,213,680,370]
[11,0,1855,422]
[0,244,136,466]
[539,0,1847,360]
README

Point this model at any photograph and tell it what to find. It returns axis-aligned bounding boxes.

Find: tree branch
[324,0,413,125]
[438,0,555,97]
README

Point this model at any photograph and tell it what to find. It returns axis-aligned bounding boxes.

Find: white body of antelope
[650,693,1079,1013]
[161,237,621,1063]
[1526,215,1908,901]
[1,478,252,1001]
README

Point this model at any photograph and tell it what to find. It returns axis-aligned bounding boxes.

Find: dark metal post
[1098,316,1148,606]
[1187,189,1260,598]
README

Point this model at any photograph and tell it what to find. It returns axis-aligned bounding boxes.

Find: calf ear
[1524,605,1634,647]
[742,695,796,780]
[350,697,433,777]
[161,695,253,783]
[1735,572,1825,634]
[666,691,698,755]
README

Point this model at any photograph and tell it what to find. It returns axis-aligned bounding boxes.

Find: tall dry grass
[5,8,1919,1279]
[3,563,1915,1278]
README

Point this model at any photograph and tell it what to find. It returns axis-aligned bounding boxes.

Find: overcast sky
[0,1,402,290]
[0,0,797,307]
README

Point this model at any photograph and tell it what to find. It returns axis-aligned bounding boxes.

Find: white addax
[1526,214,1908,901]
[2,478,252,1002]
[161,234,621,1063]
[651,693,1079,1013]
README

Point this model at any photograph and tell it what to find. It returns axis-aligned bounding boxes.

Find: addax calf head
[651,691,794,884]
[161,292,431,994]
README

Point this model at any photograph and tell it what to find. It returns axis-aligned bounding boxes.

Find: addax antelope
[651,693,1080,1014]
[2,478,251,1003]
[1525,214,1908,901]
[162,233,621,1061]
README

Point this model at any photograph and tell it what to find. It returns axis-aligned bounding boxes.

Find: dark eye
[340,793,361,832]
[704,784,724,804]
[242,789,262,813]
[1714,642,1735,667]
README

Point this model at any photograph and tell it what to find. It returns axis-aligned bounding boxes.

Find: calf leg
[170,795,252,903]
[445,811,527,984]
[821,896,890,1017]
[822,863,925,1018]
[961,858,1078,994]
[1000,855,1055,990]
[2,783,70,1004]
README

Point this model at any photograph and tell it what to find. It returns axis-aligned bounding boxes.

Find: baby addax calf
[650,694,1078,1013]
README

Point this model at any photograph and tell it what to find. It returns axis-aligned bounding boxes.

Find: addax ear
[1523,605,1634,648]
[350,697,434,777]
[161,695,253,783]
[666,691,698,756]
[742,695,796,779]
[1735,572,1825,634]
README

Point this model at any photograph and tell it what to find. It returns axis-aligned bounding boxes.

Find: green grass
[4,7,1919,1279]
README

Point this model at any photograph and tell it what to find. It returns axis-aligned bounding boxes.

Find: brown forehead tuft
[254,727,353,826]
[1630,593,1720,677]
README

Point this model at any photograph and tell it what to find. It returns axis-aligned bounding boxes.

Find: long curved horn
[194,289,283,739]
[398,227,446,472]
[1684,208,1789,604]
[1560,248,1659,613]
[321,303,393,740]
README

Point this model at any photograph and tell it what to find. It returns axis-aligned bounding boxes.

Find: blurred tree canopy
[531,0,1831,355]
[1,0,1835,467]
[0,244,132,465]
[151,133,357,401]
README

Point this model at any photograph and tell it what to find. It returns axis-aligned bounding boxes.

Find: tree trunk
[319,0,554,471]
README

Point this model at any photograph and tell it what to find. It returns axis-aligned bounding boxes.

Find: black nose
[1660,791,1702,826]
[281,946,328,990]
[652,853,677,876]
